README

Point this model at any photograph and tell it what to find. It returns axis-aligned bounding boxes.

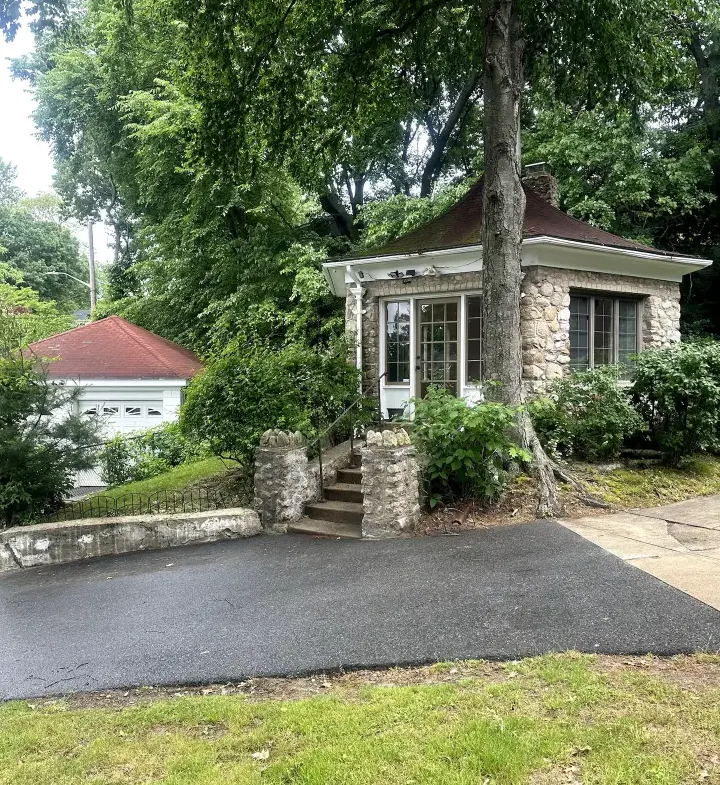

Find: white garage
[29,316,203,438]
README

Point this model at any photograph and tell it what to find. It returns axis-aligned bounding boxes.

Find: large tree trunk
[481,0,561,516]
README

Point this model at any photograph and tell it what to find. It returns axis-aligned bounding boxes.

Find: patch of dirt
[594,653,720,690]
[419,471,617,536]
[528,765,583,785]
[25,655,720,711]
[34,661,511,710]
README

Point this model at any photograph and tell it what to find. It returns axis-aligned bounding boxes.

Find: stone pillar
[253,430,308,533]
[361,429,420,539]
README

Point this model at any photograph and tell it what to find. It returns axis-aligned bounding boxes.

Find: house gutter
[328,237,711,270]
[346,265,365,379]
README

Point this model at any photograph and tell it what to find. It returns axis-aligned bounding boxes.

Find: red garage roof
[346,179,687,260]
[29,316,203,380]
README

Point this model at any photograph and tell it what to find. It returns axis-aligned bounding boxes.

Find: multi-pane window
[418,300,459,396]
[466,296,482,383]
[385,301,411,383]
[570,295,639,371]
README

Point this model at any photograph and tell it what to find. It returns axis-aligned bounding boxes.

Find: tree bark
[481,0,561,516]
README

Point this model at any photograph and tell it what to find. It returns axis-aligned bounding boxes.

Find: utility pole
[87,220,97,311]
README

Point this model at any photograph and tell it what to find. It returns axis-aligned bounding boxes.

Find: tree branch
[420,68,481,196]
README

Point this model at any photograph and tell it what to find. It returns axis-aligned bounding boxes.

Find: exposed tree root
[551,463,612,510]
[520,413,611,517]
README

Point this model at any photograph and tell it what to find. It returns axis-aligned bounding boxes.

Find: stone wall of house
[521,266,681,393]
[344,266,681,395]
[361,428,420,538]
[352,271,483,387]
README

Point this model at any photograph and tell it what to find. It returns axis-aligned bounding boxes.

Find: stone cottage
[323,165,711,418]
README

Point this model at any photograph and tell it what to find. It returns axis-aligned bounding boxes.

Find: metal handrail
[310,371,387,501]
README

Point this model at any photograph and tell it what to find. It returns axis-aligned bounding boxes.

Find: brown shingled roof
[348,179,677,259]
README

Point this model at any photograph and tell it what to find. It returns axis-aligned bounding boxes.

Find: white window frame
[378,290,483,413]
[569,292,643,370]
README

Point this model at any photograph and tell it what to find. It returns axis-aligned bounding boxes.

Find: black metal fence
[40,488,239,523]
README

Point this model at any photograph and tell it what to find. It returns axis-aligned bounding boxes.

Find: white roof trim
[51,378,189,387]
[323,236,712,295]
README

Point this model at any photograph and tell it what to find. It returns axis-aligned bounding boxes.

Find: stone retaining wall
[254,432,355,531]
[0,508,261,572]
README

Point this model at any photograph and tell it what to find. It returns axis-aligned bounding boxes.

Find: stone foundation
[254,430,309,532]
[361,429,420,538]
[0,508,261,571]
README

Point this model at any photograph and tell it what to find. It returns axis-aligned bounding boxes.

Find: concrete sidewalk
[559,495,720,610]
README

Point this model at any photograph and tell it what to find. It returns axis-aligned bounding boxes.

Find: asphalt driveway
[1,521,719,700]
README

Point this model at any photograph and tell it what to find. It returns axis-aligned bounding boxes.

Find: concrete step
[349,451,362,469]
[305,500,364,525]
[323,482,363,504]
[337,467,362,485]
[287,519,362,539]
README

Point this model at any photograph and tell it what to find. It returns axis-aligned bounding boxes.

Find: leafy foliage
[530,366,646,461]
[0,159,89,309]
[411,387,530,505]
[0,264,75,345]
[98,423,206,487]
[631,340,720,465]
[0,319,101,527]
[524,104,714,245]
[181,342,360,463]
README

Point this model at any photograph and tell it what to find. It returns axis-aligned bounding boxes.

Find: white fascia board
[526,238,712,282]
[53,378,189,388]
[323,245,484,296]
[324,236,712,294]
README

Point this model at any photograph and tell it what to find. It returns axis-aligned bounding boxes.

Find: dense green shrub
[180,341,360,463]
[98,423,206,487]
[0,352,100,527]
[631,341,720,466]
[531,365,645,461]
[411,387,530,506]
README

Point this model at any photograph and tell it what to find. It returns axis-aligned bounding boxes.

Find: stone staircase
[288,452,363,539]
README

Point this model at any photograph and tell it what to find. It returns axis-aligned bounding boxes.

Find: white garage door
[80,401,164,434]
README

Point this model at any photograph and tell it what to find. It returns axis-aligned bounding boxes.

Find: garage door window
[81,405,99,416]
[148,407,162,417]
[125,406,142,417]
[103,406,119,416]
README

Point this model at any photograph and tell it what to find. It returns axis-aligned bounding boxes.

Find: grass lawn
[57,457,252,519]
[583,455,720,508]
[2,653,719,784]
[88,457,232,501]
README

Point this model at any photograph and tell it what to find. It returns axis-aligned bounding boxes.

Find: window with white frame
[569,294,639,371]
[466,296,482,382]
[124,406,142,417]
[81,404,99,416]
[385,301,411,383]
[102,406,119,416]
[147,407,163,417]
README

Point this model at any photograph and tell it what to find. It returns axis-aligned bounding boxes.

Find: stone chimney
[522,162,559,208]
